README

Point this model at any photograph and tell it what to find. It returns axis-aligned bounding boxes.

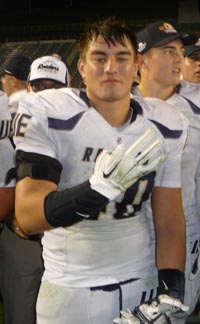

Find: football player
[178,38,200,106]
[13,17,187,324]
[0,54,68,324]
[131,20,200,324]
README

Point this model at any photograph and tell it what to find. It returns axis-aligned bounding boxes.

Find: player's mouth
[172,68,181,74]
[104,79,119,84]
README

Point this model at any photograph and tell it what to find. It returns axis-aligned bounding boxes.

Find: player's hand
[113,309,141,324]
[90,127,165,200]
[113,302,169,324]
[7,213,29,239]
[113,295,188,324]
[156,294,188,316]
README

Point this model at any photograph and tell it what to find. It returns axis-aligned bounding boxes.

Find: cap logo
[196,38,200,46]
[138,42,147,53]
[37,62,59,73]
[159,23,178,34]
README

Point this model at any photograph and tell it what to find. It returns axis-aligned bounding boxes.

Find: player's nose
[104,56,117,74]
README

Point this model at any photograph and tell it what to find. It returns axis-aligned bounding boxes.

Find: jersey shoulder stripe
[48,112,85,130]
[149,119,183,139]
[181,96,200,115]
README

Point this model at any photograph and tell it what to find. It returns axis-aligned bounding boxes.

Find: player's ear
[137,53,144,68]
[133,57,139,80]
[11,76,19,88]
[138,53,149,71]
[77,59,86,85]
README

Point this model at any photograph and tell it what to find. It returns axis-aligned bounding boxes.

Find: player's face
[78,35,138,105]
[142,39,184,87]
[28,80,64,92]
[182,51,200,83]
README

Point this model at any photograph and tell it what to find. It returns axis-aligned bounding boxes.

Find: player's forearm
[15,179,109,235]
[15,190,54,235]
[156,222,186,271]
[152,187,186,271]
[15,179,56,235]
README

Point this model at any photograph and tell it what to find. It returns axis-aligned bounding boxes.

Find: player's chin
[194,73,200,81]
[171,75,181,85]
[102,91,123,102]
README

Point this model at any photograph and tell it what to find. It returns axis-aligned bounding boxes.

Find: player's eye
[30,83,47,91]
[117,57,128,62]
[95,57,106,63]
[189,55,200,61]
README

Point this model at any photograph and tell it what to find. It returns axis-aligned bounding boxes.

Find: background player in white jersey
[13,17,187,324]
[130,21,200,324]
[0,54,43,324]
[0,93,14,220]
[0,96,15,322]
[0,55,69,324]
[178,38,200,106]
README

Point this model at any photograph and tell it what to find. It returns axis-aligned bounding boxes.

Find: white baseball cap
[28,55,68,85]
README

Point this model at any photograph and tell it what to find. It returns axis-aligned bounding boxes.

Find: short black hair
[78,16,137,60]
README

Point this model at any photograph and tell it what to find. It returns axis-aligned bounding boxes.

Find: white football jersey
[13,88,187,287]
[8,89,27,119]
[179,80,200,107]
[133,87,200,231]
[166,92,200,233]
[0,90,15,187]
[0,90,9,119]
[0,90,12,139]
[0,138,15,188]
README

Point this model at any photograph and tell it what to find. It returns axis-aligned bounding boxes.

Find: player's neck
[88,96,132,128]
[137,83,175,101]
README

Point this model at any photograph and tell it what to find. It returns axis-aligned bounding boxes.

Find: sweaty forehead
[159,38,184,50]
[88,35,132,53]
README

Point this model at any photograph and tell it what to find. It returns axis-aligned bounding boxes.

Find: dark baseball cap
[184,38,200,57]
[3,55,32,80]
[137,21,198,54]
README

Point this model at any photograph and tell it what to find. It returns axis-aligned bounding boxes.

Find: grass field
[0,302,199,323]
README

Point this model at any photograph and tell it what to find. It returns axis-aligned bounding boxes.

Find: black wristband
[157,269,185,302]
[44,181,109,227]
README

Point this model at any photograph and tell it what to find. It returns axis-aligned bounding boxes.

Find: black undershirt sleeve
[158,269,185,302]
[44,181,109,227]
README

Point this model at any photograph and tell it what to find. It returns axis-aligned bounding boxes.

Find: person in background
[0,93,17,323]
[0,54,68,324]
[178,38,200,106]
[130,21,200,324]
[0,53,43,324]
[0,91,14,221]
[178,38,200,323]
[27,55,69,92]
[1,55,31,121]
[13,17,187,324]
[0,90,13,238]
[51,53,72,87]
[182,38,200,84]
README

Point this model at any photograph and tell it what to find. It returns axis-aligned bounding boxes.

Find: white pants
[36,276,157,324]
